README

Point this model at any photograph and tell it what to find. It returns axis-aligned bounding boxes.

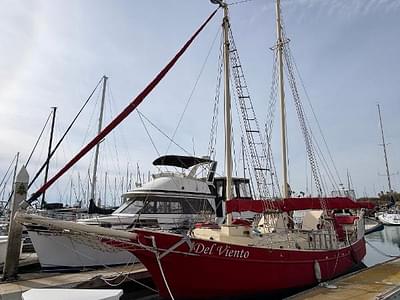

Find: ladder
[228,29,275,199]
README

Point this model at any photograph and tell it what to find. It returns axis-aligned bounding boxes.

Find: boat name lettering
[192,242,249,259]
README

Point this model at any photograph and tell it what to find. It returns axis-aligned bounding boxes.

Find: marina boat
[93,1,373,298]
[378,211,400,225]
[364,217,384,234]
[0,235,25,266]
[16,0,375,298]
[25,155,252,270]
[0,236,8,264]
[375,105,399,226]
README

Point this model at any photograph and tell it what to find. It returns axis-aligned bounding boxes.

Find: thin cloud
[283,0,400,19]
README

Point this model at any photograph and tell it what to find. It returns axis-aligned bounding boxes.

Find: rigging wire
[276,8,325,196]
[166,26,221,154]
[137,110,161,157]
[241,134,257,197]
[228,0,257,6]
[228,26,276,200]
[26,111,52,166]
[265,51,281,197]
[3,153,19,209]
[281,32,323,195]
[0,154,17,188]
[290,51,343,186]
[279,12,341,195]
[54,116,89,206]
[97,83,125,198]
[135,107,211,198]
[27,8,220,203]
[0,167,15,202]
[107,85,126,181]
[284,40,339,194]
[230,86,239,177]
[137,110,191,156]
[28,76,103,190]
[311,132,339,191]
[266,51,279,141]
[208,32,224,160]
[81,84,102,152]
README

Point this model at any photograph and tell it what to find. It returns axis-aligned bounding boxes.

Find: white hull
[0,236,8,264]
[28,230,134,269]
[378,213,400,225]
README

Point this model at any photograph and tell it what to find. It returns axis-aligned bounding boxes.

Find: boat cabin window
[214,178,252,199]
[115,195,214,215]
[237,182,251,198]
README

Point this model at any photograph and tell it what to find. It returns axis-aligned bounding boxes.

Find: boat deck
[288,257,400,299]
[0,263,149,299]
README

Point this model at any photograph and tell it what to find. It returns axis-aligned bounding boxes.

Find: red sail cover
[226,197,374,214]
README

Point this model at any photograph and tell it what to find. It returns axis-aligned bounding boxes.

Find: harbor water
[364,225,400,267]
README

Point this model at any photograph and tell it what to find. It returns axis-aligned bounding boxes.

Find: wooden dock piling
[2,167,29,281]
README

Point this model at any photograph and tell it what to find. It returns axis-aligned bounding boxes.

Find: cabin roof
[153,155,213,169]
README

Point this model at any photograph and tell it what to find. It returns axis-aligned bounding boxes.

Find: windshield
[237,181,251,198]
[114,194,214,215]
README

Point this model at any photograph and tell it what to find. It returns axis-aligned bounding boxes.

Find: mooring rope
[151,236,175,300]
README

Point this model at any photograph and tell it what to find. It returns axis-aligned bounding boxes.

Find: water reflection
[364,225,400,267]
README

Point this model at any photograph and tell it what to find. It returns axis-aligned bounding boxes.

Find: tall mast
[41,107,57,208]
[221,0,233,225]
[90,75,108,202]
[211,0,233,224]
[377,104,392,192]
[276,0,289,198]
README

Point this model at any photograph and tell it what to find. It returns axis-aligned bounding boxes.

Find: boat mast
[41,107,57,208]
[221,0,234,225]
[211,0,233,224]
[276,0,289,198]
[90,75,108,203]
[377,104,392,192]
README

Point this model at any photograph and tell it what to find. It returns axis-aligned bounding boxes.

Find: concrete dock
[0,263,149,300]
[289,258,400,300]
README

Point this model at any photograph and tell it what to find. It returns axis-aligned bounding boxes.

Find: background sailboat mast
[377,104,392,192]
[276,0,289,198]
[41,107,57,208]
[90,75,108,203]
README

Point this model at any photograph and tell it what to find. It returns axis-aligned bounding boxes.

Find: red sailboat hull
[103,229,366,299]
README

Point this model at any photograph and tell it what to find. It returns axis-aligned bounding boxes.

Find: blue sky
[0,0,399,204]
